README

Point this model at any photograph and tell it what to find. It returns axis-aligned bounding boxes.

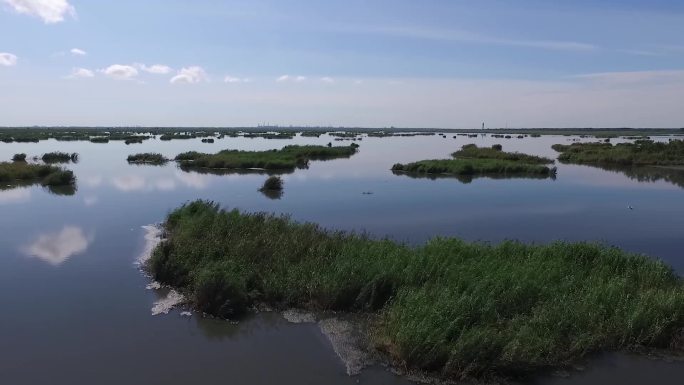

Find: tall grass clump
[260,175,283,191]
[150,201,684,380]
[42,152,78,163]
[553,140,684,166]
[175,145,358,171]
[127,153,168,165]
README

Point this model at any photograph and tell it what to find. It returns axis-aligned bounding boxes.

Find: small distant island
[127,153,168,165]
[0,158,76,189]
[41,152,79,164]
[392,144,556,179]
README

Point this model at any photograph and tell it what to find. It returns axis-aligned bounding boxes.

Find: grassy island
[553,140,684,166]
[175,144,358,171]
[392,144,555,178]
[150,201,684,380]
[0,162,75,187]
[126,153,168,165]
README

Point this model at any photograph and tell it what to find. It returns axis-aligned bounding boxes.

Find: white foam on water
[137,224,163,266]
[282,309,316,323]
[180,311,192,317]
[319,318,373,376]
[145,281,161,290]
[151,290,185,315]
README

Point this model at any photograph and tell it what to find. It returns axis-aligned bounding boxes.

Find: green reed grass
[150,201,684,380]
[392,145,555,177]
[126,153,168,165]
[553,140,684,166]
[0,162,75,186]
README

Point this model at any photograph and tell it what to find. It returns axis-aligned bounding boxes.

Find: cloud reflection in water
[0,188,31,205]
[22,226,92,266]
[109,172,210,192]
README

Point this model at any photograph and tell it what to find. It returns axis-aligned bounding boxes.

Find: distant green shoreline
[1,126,682,143]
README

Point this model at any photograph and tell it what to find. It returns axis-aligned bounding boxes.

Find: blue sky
[1,0,683,127]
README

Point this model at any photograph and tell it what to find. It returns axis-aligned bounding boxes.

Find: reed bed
[150,201,684,380]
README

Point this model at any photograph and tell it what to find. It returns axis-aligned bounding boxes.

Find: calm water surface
[1,134,684,384]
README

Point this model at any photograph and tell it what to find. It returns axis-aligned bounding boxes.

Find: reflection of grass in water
[149,200,684,381]
[391,170,553,183]
[260,189,283,200]
[585,164,684,189]
[392,159,555,178]
[44,183,77,196]
[178,166,295,176]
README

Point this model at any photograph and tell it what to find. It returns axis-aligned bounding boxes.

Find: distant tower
[482,122,485,130]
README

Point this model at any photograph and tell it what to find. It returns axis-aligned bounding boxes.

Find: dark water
[1,134,684,384]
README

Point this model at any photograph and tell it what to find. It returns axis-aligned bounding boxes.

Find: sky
[0,0,683,128]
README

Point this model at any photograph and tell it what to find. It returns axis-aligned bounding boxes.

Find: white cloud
[21,226,91,265]
[83,196,98,206]
[99,64,138,80]
[341,25,597,52]
[170,66,207,84]
[276,74,307,83]
[616,49,660,57]
[70,47,86,56]
[0,52,18,66]
[66,67,94,79]
[320,77,334,84]
[574,69,684,84]
[135,63,173,75]
[2,0,76,24]
[224,75,249,83]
